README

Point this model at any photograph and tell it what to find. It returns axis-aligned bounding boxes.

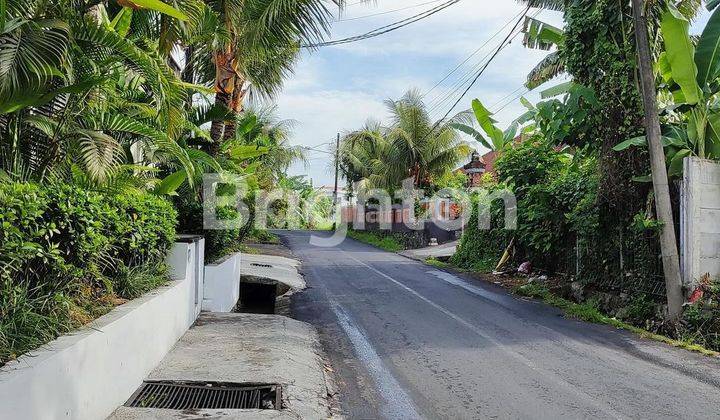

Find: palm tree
[340,121,393,189]
[341,89,471,190]
[230,106,306,188]
[0,0,197,185]
[177,0,364,153]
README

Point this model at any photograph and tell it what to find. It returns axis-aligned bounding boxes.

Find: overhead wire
[489,85,527,110]
[425,7,539,116]
[493,88,530,114]
[429,5,531,127]
[302,0,461,48]
[337,0,445,22]
[422,7,528,99]
[426,28,524,116]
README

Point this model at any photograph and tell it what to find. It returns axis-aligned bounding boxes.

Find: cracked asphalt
[282,230,720,420]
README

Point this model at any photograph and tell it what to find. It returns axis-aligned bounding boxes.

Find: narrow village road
[281,230,720,420]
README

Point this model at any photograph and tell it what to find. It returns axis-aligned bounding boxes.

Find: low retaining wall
[203,252,241,312]
[0,238,204,420]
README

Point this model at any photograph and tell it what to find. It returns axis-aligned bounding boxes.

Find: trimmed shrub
[175,193,242,263]
[174,187,256,263]
[0,181,177,366]
[107,192,178,267]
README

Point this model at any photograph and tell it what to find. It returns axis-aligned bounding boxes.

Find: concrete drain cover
[125,381,281,410]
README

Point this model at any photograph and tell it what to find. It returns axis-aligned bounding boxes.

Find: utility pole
[333,133,340,207]
[631,0,684,320]
[332,133,341,230]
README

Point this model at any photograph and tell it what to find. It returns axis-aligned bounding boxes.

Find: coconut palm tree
[340,121,393,189]
[230,106,306,188]
[341,89,472,190]
[174,0,365,154]
[0,0,197,185]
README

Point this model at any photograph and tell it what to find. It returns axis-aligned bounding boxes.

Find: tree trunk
[222,76,248,141]
[631,0,684,320]
[182,46,195,110]
[208,92,228,155]
[209,47,239,155]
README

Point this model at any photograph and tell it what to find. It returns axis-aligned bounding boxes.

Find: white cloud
[272,1,570,184]
[329,2,565,58]
[273,89,389,186]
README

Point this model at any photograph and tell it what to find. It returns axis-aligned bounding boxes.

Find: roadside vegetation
[1,182,176,365]
[0,0,355,365]
[513,283,718,357]
[336,1,720,355]
[446,1,720,353]
[347,230,405,252]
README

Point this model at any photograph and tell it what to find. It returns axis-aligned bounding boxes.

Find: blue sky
[272,1,711,187]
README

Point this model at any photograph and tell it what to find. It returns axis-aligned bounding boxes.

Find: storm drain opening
[238,281,277,314]
[250,262,273,268]
[125,381,282,410]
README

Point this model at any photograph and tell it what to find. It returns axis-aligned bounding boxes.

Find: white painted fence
[0,237,205,420]
[681,157,720,288]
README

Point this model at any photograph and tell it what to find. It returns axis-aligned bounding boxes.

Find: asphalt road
[281,230,720,420]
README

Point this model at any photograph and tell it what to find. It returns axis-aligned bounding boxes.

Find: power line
[489,85,526,110]
[426,44,506,114]
[303,0,461,48]
[422,7,528,99]
[426,28,524,116]
[432,5,531,124]
[425,8,539,115]
[337,0,445,22]
[494,88,530,114]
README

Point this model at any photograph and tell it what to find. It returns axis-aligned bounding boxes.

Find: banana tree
[614,3,720,177]
[522,16,566,89]
[450,99,524,151]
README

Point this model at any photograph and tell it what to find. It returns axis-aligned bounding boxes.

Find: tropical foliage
[450,99,527,151]
[1,181,176,365]
[340,89,471,191]
[0,0,342,363]
[614,3,720,177]
[451,0,720,347]
[521,15,566,89]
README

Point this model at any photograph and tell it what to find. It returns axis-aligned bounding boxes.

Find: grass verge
[347,230,404,252]
[513,283,719,357]
[424,260,719,358]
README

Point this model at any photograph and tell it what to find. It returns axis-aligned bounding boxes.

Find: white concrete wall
[0,240,204,420]
[681,157,720,288]
[203,252,241,312]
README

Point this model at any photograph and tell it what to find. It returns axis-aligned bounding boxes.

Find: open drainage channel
[125,381,282,410]
[237,263,281,314]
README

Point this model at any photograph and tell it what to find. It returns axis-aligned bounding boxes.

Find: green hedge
[0,181,177,365]
[174,188,256,263]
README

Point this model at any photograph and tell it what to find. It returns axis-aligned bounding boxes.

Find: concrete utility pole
[631,0,685,320]
[333,133,340,206]
[332,133,341,230]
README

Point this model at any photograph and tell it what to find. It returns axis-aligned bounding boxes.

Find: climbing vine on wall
[561,0,661,291]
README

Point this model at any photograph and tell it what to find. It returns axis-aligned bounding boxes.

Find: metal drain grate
[250,262,272,268]
[125,381,281,410]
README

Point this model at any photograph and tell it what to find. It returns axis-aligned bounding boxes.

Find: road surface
[280,230,720,419]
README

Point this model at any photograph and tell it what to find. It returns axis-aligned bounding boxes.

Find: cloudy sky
[269,1,710,187]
